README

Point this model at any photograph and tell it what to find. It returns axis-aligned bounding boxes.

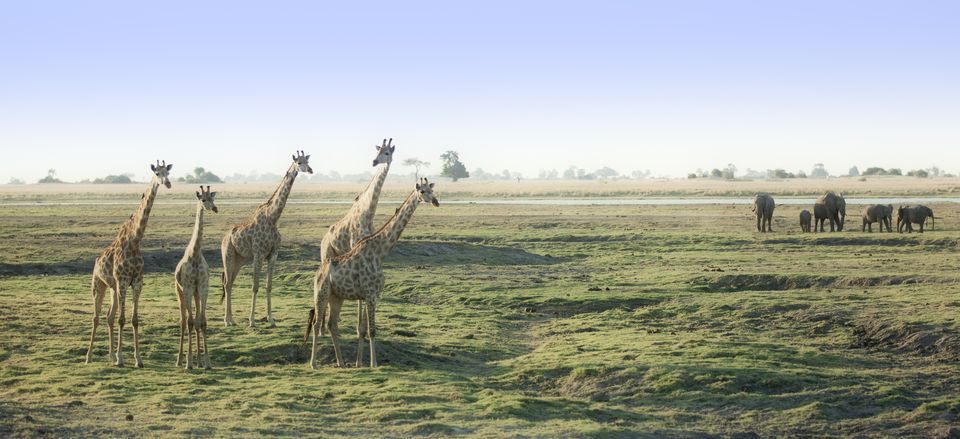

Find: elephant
[814,192,846,232]
[752,193,775,232]
[799,210,812,232]
[897,205,935,233]
[861,204,893,232]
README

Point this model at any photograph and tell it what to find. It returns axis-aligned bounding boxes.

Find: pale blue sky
[2,1,958,181]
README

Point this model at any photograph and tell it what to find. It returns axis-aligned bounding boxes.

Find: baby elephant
[898,205,935,233]
[799,210,812,232]
[861,204,893,233]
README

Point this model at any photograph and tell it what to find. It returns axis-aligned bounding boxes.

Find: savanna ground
[0,180,959,437]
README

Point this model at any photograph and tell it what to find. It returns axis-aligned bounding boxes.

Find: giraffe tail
[303,308,316,344]
[219,272,226,304]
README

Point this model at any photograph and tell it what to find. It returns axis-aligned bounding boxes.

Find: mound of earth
[388,241,558,266]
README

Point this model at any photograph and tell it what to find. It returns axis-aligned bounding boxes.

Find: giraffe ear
[304,155,310,161]
[416,183,421,190]
[390,145,396,153]
[166,164,173,171]
[292,154,297,161]
[428,182,435,188]
[210,191,217,198]
[196,191,202,200]
[150,164,156,171]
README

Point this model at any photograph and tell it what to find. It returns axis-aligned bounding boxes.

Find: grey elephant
[814,192,846,232]
[897,205,935,233]
[861,204,893,232]
[752,193,775,232]
[799,210,812,232]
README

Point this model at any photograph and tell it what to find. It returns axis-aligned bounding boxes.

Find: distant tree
[887,168,902,176]
[862,167,887,176]
[562,166,577,179]
[723,163,737,179]
[595,167,618,179]
[768,169,795,179]
[576,168,591,179]
[38,169,63,184]
[93,174,134,184]
[810,163,829,178]
[907,169,929,178]
[796,170,808,178]
[710,168,723,178]
[7,177,25,185]
[631,170,651,179]
[742,168,765,179]
[687,173,698,179]
[440,151,469,182]
[501,169,511,180]
[471,168,493,180]
[848,166,860,177]
[180,167,223,184]
[402,158,430,179]
[927,166,941,177]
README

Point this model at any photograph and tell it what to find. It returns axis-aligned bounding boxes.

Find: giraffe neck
[133,179,160,242]
[264,163,298,223]
[370,191,420,258]
[187,202,204,256]
[355,162,391,229]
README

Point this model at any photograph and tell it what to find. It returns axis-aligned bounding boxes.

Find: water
[2,197,959,207]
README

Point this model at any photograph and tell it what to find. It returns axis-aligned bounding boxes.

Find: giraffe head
[292,150,313,174]
[195,185,219,213]
[150,160,173,188]
[415,178,440,207]
[372,138,395,167]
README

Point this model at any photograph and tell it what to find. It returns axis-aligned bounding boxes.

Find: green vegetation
[440,151,469,182]
[0,197,958,437]
[179,167,224,184]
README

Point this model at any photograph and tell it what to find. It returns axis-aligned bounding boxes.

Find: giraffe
[174,186,218,369]
[319,138,395,366]
[85,160,173,367]
[221,151,312,327]
[308,178,440,369]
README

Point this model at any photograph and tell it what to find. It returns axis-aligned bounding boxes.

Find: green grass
[0,199,958,437]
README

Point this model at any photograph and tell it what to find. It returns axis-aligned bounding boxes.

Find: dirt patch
[851,318,960,359]
[695,274,924,292]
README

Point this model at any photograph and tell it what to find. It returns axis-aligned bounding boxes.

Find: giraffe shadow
[0,249,221,277]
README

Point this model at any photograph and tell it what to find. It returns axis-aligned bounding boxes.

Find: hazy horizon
[2,1,959,182]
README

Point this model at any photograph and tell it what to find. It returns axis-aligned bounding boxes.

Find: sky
[1,0,959,182]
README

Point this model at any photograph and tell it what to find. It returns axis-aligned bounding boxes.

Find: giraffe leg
[175,278,185,366]
[176,306,186,367]
[199,294,210,369]
[131,278,144,368]
[265,253,277,328]
[184,289,195,370]
[249,255,262,327]
[366,301,378,368]
[106,289,117,359]
[193,290,205,369]
[85,277,107,363]
[355,300,366,368]
[310,278,330,370]
[222,240,239,326]
[328,296,345,368]
[115,283,126,367]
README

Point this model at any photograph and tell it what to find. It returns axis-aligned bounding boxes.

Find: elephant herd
[752,192,936,233]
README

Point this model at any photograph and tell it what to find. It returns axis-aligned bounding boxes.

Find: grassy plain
[0,181,958,437]
[2,175,960,202]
